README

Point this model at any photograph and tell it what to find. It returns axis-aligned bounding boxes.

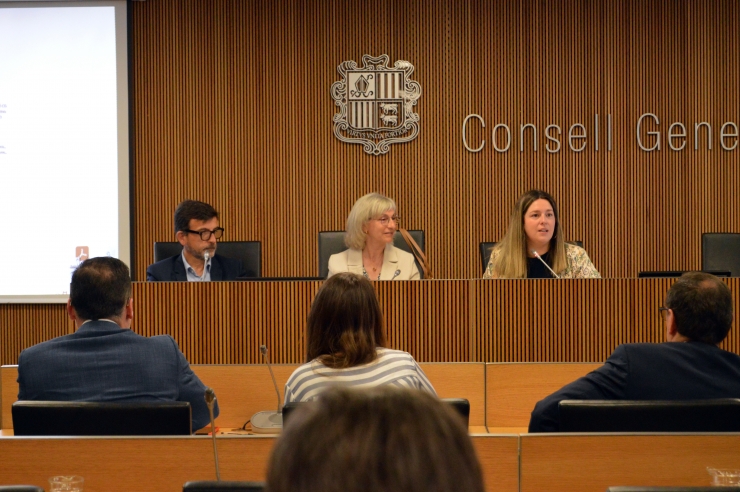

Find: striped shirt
[284,348,437,403]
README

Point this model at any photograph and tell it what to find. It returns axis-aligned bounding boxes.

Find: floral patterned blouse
[483,243,601,279]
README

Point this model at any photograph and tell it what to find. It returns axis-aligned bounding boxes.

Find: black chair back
[558,399,740,432]
[318,230,425,279]
[0,487,46,492]
[282,397,469,427]
[607,488,728,492]
[183,481,265,492]
[154,241,261,278]
[479,241,583,274]
[12,401,192,436]
[702,233,740,277]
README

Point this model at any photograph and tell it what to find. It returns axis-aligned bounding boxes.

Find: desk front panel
[3,279,739,365]
[0,434,517,492]
[520,433,740,492]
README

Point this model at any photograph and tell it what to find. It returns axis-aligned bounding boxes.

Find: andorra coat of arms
[331,54,421,156]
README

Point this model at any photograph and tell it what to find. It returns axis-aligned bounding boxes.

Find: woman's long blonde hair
[490,190,567,278]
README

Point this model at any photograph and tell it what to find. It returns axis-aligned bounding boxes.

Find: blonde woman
[328,193,420,280]
[483,190,600,279]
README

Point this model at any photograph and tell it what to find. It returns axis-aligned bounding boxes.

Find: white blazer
[327,244,420,280]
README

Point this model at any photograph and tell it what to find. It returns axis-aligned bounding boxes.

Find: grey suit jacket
[528,341,740,432]
[327,244,420,280]
[17,320,217,431]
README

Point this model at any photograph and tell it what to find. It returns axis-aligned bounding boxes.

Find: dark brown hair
[266,386,485,492]
[70,257,131,321]
[665,272,734,344]
[305,273,387,368]
[174,200,219,234]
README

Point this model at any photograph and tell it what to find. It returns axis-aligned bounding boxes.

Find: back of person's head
[665,272,733,344]
[266,386,485,492]
[70,257,132,321]
[306,273,387,368]
[345,192,397,250]
[174,200,219,234]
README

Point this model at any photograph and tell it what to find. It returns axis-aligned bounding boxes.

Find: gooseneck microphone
[250,345,283,433]
[531,250,560,279]
[204,387,220,480]
[202,250,211,281]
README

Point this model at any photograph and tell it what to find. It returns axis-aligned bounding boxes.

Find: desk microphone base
[251,411,282,434]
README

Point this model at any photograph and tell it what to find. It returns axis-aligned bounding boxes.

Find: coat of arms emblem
[331,54,421,155]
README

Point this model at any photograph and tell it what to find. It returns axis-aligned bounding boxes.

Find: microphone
[202,250,211,281]
[204,387,220,481]
[531,250,560,279]
[250,345,283,434]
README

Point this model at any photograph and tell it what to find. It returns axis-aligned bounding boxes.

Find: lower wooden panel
[2,279,739,365]
[486,362,602,428]
[0,434,518,492]
[520,433,740,492]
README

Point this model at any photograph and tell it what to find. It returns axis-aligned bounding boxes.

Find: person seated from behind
[18,257,217,431]
[267,386,485,492]
[147,199,247,281]
[283,272,435,403]
[483,189,600,279]
[529,272,740,432]
[328,192,420,280]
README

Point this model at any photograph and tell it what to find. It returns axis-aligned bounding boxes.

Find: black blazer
[528,341,740,432]
[146,254,247,281]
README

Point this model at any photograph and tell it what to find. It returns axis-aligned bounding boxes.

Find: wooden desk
[2,363,486,429]
[520,433,740,492]
[5,279,740,365]
[0,434,518,492]
[486,362,601,428]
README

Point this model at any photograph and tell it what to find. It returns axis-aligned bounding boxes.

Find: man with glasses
[147,200,247,281]
[529,272,740,432]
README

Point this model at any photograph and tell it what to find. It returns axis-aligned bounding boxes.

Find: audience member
[529,272,740,432]
[267,386,485,492]
[284,273,435,402]
[18,257,217,431]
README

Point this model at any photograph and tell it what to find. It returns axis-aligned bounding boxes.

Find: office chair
[12,401,192,436]
[701,233,740,277]
[479,241,583,274]
[607,488,727,492]
[0,487,46,492]
[153,241,261,277]
[183,481,265,492]
[558,399,740,432]
[282,398,469,427]
[318,230,425,279]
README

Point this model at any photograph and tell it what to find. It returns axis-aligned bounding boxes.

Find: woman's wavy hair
[305,273,387,368]
[490,189,567,278]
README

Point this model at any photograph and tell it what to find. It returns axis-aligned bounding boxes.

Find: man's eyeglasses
[184,227,224,241]
[658,306,670,316]
[375,216,400,226]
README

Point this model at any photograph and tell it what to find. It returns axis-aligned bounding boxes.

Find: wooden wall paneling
[0,305,71,367]
[4,279,740,365]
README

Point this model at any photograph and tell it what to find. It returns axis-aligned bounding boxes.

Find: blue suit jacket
[528,341,740,432]
[17,320,218,431]
[146,254,247,281]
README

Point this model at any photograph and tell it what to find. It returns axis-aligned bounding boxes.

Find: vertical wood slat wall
[3,0,740,364]
[131,0,740,281]
[4,279,740,365]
